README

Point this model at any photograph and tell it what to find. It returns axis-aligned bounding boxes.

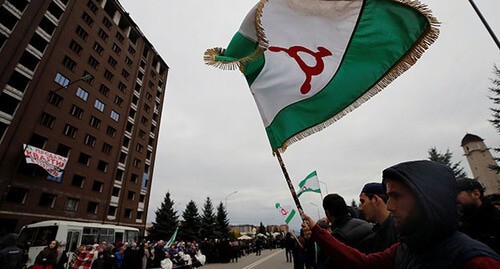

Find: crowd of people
[296,160,499,269]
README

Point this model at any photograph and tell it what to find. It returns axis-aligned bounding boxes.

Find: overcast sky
[118,0,500,231]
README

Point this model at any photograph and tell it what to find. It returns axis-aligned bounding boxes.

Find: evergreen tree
[148,192,179,241]
[258,222,266,234]
[428,147,467,178]
[180,200,201,242]
[215,202,230,239]
[488,65,500,172]
[200,197,216,239]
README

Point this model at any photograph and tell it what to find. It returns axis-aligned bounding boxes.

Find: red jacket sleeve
[463,256,500,269]
[311,223,397,269]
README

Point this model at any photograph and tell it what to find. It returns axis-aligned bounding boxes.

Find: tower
[461,133,500,196]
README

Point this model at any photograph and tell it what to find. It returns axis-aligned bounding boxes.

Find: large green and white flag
[166,227,179,248]
[275,202,296,224]
[205,0,439,152]
[297,171,321,197]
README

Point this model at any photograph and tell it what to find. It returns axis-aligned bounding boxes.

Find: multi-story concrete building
[461,133,500,196]
[0,0,168,235]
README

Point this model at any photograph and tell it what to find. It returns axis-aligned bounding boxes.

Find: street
[203,249,293,269]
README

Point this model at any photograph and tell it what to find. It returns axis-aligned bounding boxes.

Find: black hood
[1,233,18,248]
[382,160,458,248]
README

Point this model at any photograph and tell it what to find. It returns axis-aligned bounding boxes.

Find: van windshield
[17,226,58,248]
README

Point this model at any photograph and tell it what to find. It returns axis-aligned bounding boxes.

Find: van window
[18,226,58,247]
[99,228,114,243]
[82,227,99,245]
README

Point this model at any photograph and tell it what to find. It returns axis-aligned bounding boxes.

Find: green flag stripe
[265,0,430,150]
[285,209,296,224]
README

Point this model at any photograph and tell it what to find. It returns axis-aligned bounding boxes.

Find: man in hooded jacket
[0,233,26,269]
[301,160,500,268]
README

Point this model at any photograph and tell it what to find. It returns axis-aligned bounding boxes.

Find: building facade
[461,133,500,196]
[0,0,168,235]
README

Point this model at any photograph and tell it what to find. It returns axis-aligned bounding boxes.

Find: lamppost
[309,202,321,220]
[225,190,238,209]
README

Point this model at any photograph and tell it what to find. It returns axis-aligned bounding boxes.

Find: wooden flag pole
[468,0,500,50]
[274,150,308,223]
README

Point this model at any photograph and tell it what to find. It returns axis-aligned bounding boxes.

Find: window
[84,134,96,147]
[81,12,94,26]
[144,104,151,113]
[94,99,105,112]
[0,6,18,31]
[6,0,30,12]
[116,32,124,43]
[29,32,49,53]
[69,40,83,55]
[112,187,120,197]
[139,130,146,139]
[87,56,99,69]
[97,160,108,172]
[65,198,79,211]
[128,45,136,55]
[87,0,98,13]
[98,29,108,42]
[63,124,78,139]
[127,191,135,200]
[98,84,110,96]
[70,105,84,119]
[119,152,127,164]
[102,17,112,29]
[19,51,40,71]
[126,121,133,133]
[71,174,85,188]
[130,173,138,183]
[78,153,91,166]
[104,69,113,82]
[92,180,104,192]
[93,42,104,55]
[145,92,153,101]
[146,150,152,160]
[54,73,69,88]
[136,211,143,220]
[48,92,63,107]
[139,194,146,203]
[112,43,121,55]
[106,126,116,138]
[7,71,30,93]
[75,25,88,41]
[141,116,148,126]
[82,71,94,85]
[89,116,101,128]
[102,143,112,154]
[39,17,57,36]
[118,82,126,92]
[47,2,64,19]
[76,87,89,101]
[62,56,77,71]
[115,169,124,181]
[38,112,55,128]
[108,56,117,68]
[110,110,120,122]
[5,187,28,204]
[39,193,56,208]
[107,206,117,216]
[125,57,133,67]
[114,96,123,107]
[124,208,132,219]
[136,143,144,153]
[133,158,141,168]
[122,137,130,148]
[56,144,71,157]
[87,202,98,214]
[121,69,129,80]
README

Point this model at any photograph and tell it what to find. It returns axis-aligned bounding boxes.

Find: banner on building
[23,144,68,178]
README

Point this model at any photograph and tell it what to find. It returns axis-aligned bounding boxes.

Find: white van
[17,220,139,268]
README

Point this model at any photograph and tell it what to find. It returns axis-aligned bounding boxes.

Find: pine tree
[215,202,230,239]
[428,147,467,178]
[148,192,179,241]
[488,65,500,172]
[200,197,216,240]
[180,200,201,242]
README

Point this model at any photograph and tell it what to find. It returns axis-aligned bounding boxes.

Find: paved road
[202,249,294,269]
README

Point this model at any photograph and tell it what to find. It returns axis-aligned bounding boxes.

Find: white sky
[118,0,500,230]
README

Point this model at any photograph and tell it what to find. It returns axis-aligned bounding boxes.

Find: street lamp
[309,202,321,220]
[225,190,238,209]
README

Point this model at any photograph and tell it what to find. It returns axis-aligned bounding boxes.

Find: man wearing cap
[359,182,398,252]
[456,177,499,253]
[301,160,500,268]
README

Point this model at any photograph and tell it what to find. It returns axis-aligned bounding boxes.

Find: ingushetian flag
[297,171,321,197]
[166,227,179,248]
[275,202,296,224]
[205,0,439,152]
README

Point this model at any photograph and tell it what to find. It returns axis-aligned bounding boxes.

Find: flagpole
[468,0,499,50]
[274,151,307,223]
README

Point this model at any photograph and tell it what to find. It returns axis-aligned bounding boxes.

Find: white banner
[23,144,68,178]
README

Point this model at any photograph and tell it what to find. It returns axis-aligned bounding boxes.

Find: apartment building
[0,0,168,235]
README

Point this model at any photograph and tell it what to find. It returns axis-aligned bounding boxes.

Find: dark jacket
[459,199,500,253]
[0,233,26,269]
[371,214,398,252]
[331,216,374,253]
[382,160,499,268]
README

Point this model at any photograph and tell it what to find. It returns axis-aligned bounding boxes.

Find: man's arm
[463,256,500,268]
[302,214,396,269]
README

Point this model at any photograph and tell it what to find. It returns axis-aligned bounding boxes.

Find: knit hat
[361,182,385,196]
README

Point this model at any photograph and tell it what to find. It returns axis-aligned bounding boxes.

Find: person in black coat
[0,233,26,269]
